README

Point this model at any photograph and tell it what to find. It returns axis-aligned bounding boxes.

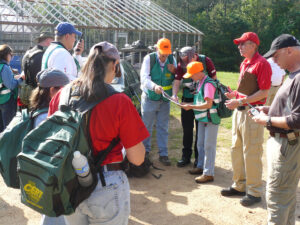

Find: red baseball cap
[233,32,260,46]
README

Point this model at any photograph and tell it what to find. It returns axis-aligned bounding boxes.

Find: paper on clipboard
[162,91,183,106]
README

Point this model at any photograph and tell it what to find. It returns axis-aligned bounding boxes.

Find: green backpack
[17,84,119,217]
[0,108,48,188]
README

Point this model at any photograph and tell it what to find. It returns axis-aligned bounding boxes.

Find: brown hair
[74,47,116,102]
[0,44,13,61]
[29,86,60,111]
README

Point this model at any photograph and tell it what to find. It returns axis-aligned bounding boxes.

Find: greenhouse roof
[0,0,203,35]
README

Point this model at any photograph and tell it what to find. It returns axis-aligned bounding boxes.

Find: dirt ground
[1,117,300,225]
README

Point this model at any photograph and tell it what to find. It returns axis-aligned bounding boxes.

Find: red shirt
[175,54,217,80]
[48,90,149,165]
[236,52,272,105]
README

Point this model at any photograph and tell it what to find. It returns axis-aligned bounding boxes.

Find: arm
[181,98,213,111]
[126,142,145,166]
[1,65,22,90]
[140,55,157,91]
[172,80,180,101]
[252,113,290,129]
[205,56,217,80]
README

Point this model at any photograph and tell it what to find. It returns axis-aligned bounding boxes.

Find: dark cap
[35,32,53,43]
[233,32,260,46]
[55,22,82,36]
[91,41,120,60]
[37,69,69,88]
[264,34,300,58]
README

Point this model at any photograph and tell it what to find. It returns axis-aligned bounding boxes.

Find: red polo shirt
[236,52,272,105]
[48,90,149,165]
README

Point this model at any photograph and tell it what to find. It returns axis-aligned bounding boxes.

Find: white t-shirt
[268,58,285,86]
[42,43,82,81]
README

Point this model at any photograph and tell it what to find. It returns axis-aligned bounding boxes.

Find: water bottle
[72,151,93,187]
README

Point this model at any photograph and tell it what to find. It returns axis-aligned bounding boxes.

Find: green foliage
[152,0,300,72]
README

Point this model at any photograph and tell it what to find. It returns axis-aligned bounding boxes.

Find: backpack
[17,84,119,217]
[20,46,44,106]
[0,108,48,188]
[215,80,233,118]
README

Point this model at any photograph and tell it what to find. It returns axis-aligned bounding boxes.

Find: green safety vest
[147,53,175,101]
[193,76,220,125]
[42,44,80,72]
[0,63,17,104]
[183,54,208,99]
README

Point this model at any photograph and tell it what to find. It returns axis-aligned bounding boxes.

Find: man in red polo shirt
[221,32,272,207]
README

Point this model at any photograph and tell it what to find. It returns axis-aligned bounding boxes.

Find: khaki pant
[266,135,300,225]
[231,109,264,197]
[266,85,280,106]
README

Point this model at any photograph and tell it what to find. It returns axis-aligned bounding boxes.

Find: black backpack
[215,80,233,118]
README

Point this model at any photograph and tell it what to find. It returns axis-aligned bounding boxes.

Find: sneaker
[240,194,261,206]
[177,158,191,167]
[159,156,171,166]
[188,168,203,175]
[220,187,246,197]
[195,175,214,183]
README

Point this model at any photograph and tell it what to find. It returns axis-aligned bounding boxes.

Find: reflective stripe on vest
[195,109,218,119]
[0,89,11,95]
[162,85,172,91]
[183,82,193,88]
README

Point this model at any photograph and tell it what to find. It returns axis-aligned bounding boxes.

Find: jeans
[64,170,130,225]
[196,122,219,176]
[40,215,66,225]
[141,93,170,156]
[0,95,17,132]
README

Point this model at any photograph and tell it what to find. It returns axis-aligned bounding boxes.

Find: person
[41,22,84,81]
[172,46,217,168]
[265,57,286,106]
[22,32,54,88]
[29,68,69,225]
[140,38,176,166]
[180,61,220,183]
[221,32,272,206]
[48,41,148,225]
[251,34,300,225]
[0,44,24,132]
[19,32,54,108]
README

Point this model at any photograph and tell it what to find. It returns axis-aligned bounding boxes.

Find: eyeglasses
[179,52,188,58]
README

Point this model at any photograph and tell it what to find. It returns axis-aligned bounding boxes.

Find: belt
[270,131,300,138]
[103,162,122,172]
[237,104,263,111]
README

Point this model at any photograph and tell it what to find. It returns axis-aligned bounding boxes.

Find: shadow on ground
[0,196,28,225]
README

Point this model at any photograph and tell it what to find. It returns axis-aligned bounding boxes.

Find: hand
[256,106,269,114]
[171,95,178,102]
[251,112,268,126]
[225,91,235,99]
[74,39,84,55]
[167,64,176,74]
[180,103,193,111]
[154,85,163,94]
[225,99,239,110]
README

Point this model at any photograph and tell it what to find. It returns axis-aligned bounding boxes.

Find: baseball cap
[179,46,195,59]
[264,34,300,58]
[36,69,69,88]
[91,41,120,60]
[233,32,260,46]
[35,32,53,43]
[183,62,204,79]
[55,22,82,36]
[157,38,172,55]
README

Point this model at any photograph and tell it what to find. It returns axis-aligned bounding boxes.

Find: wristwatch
[266,116,272,127]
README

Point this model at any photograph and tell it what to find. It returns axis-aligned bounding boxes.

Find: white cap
[73,151,81,158]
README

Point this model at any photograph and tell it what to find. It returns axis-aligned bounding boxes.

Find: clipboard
[237,71,259,96]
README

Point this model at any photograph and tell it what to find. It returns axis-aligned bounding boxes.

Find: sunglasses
[179,52,188,58]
